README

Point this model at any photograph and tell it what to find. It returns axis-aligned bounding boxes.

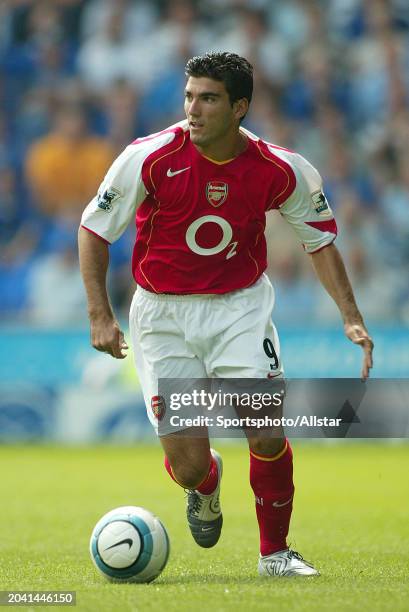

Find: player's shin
[249,439,294,556]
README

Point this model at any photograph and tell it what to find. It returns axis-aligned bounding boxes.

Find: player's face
[184,77,247,150]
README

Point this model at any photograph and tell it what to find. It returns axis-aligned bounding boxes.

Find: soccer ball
[89,506,170,583]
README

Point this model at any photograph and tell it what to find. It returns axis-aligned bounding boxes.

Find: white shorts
[129,273,283,435]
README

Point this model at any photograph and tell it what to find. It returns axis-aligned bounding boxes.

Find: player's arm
[78,143,148,359]
[275,150,373,379]
[309,243,373,379]
[78,227,128,359]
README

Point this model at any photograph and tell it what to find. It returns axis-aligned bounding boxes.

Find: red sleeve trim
[305,219,338,235]
[81,225,111,245]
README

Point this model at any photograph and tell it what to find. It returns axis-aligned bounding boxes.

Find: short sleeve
[277,152,337,253]
[80,144,148,244]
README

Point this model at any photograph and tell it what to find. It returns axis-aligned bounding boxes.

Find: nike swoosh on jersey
[167,166,191,177]
[272,496,293,508]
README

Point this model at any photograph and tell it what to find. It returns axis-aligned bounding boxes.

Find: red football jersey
[81,120,337,294]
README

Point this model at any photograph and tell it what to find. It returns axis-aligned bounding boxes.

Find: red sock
[164,454,218,494]
[249,440,294,556]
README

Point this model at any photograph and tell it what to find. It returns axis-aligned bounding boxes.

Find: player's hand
[344,322,374,380]
[90,315,129,359]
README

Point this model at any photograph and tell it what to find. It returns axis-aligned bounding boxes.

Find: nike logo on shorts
[167,167,190,177]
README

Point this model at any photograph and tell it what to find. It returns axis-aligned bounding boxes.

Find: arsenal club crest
[151,395,166,421]
[206,181,228,207]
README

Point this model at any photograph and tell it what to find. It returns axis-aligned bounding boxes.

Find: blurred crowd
[1,0,409,327]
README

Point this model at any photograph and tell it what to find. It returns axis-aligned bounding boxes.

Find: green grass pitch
[1,443,408,612]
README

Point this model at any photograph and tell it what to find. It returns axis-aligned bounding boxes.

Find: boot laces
[187,490,203,515]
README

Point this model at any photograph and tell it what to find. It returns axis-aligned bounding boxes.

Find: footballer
[78,52,373,577]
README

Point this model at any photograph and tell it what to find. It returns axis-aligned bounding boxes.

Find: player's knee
[171,461,209,489]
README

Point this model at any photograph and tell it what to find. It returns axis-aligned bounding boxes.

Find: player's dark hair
[185,52,253,116]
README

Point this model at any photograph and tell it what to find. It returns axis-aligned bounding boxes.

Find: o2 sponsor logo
[185,215,238,259]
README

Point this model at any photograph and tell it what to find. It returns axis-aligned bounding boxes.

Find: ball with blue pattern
[90,506,170,583]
